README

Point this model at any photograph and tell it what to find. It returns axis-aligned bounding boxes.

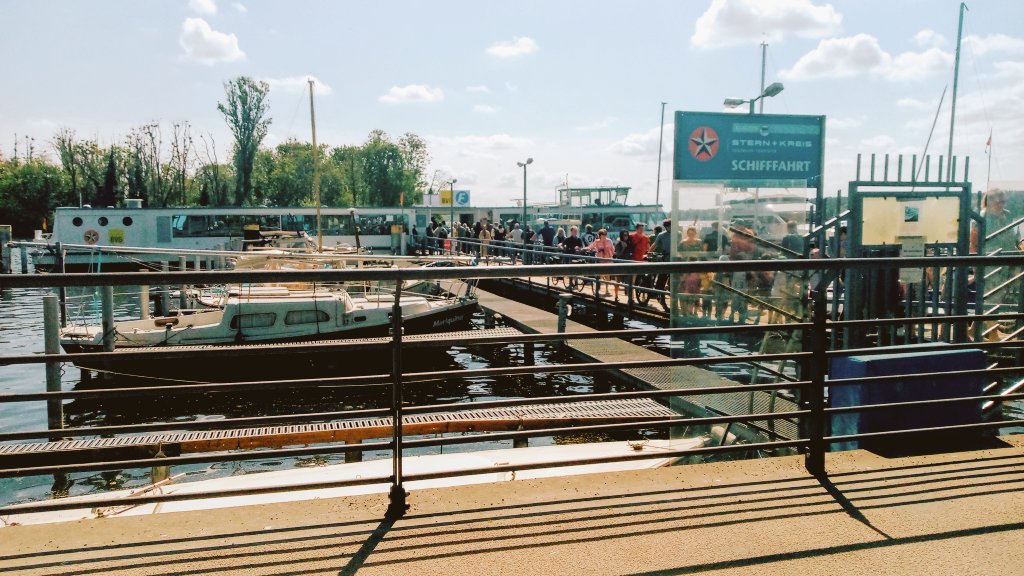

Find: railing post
[55,242,67,326]
[178,256,188,310]
[805,285,828,475]
[0,224,11,274]
[387,282,408,518]
[557,293,572,334]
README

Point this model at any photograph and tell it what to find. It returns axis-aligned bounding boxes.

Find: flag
[42,217,47,232]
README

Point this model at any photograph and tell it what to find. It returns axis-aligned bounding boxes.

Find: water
[0,266,645,507]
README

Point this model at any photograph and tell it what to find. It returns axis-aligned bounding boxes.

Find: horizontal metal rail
[825,392,1024,414]
[825,419,1024,444]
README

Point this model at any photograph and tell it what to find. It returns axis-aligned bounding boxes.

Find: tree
[218,77,271,206]
[97,146,117,207]
[0,156,67,236]
[360,130,412,207]
[398,132,430,205]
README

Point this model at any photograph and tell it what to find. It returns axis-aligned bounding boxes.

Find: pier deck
[475,288,800,440]
[3,435,1022,575]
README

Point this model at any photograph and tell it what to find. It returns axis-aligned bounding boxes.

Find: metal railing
[0,255,1022,518]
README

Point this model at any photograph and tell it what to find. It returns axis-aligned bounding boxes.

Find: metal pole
[43,296,64,437]
[805,285,827,475]
[387,284,407,518]
[310,79,323,253]
[760,41,767,114]
[557,293,572,334]
[521,164,528,227]
[655,102,667,207]
[160,261,170,315]
[946,2,967,181]
[139,281,150,320]
[55,242,67,326]
[20,245,29,274]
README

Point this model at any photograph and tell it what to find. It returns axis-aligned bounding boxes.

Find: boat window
[98,217,109,227]
[122,217,133,226]
[230,313,277,329]
[72,217,83,227]
[353,315,367,322]
[284,310,329,325]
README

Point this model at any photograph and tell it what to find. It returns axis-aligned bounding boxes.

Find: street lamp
[723,82,784,114]
[517,158,533,226]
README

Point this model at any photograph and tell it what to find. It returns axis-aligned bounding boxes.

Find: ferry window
[230,313,277,329]
[285,310,330,325]
[72,217,83,227]
[122,217,133,226]
[98,217,109,227]
[322,214,355,235]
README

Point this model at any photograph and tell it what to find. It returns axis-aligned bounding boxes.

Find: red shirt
[630,231,650,261]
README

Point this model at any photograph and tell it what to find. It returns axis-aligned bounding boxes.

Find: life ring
[83,229,100,244]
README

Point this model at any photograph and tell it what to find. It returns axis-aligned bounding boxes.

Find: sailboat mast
[309,79,322,252]
[946,2,967,181]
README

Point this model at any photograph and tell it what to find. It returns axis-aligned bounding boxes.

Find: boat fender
[153,316,179,328]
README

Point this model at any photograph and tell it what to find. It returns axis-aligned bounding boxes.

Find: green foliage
[218,77,271,206]
[0,157,68,236]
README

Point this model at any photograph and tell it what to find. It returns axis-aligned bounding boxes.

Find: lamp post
[517,158,533,227]
[723,82,784,115]
[447,178,457,231]
[724,82,784,236]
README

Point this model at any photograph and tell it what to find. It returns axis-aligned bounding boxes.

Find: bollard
[101,286,115,381]
[43,296,64,437]
[178,256,188,310]
[194,254,201,272]
[19,245,29,273]
[0,224,11,274]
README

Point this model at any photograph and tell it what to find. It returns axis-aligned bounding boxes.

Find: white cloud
[828,116,863,130]
[232,2,247,13]
[914,29,946,48]
[991,61,1024,80]
[473,104,499,114]
[188,0,217,15]
[781,33,951,82]
[896,97,934,110]
[505,81,520,93]
[575,117,618,131]
[179,18,244,65]
[466,85,490,93]
[378,84,444,104]
[436,134,532,150]
[691,0,842,49]
[609,127,668,158]
[861,135,896,148]
[486,37,539,59]
[262,76,333,95]
[963,34,1024,56]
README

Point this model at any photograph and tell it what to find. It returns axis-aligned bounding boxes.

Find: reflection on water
[0,283,640,507]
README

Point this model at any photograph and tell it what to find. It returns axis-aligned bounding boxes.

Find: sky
[1,0,1022,209]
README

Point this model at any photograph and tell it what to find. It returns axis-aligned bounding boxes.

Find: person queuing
[587,228,615,296]
[560,225,584,261]
[612,229,633,300]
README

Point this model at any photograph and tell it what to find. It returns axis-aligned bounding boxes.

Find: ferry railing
[1,256,1023,517]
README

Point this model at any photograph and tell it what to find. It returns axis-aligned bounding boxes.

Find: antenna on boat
[309,78,323,252]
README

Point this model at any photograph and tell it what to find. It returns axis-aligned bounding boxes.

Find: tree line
[0,77,433,236]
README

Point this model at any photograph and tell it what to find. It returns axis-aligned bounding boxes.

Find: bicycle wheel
[568,276,584,293]
[634,275,651,304]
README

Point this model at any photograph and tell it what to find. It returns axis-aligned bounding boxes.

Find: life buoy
[83,229,100,244]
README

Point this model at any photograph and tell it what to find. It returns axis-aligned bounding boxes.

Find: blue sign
[673,111,825,187]
[454,190,471,207]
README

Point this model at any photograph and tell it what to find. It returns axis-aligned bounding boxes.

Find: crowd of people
[406,216,810,322]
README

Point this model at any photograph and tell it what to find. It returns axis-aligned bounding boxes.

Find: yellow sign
[440,190,452,206]
[109,229,125,245]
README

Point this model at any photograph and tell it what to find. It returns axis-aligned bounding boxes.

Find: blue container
[829,347,985,451]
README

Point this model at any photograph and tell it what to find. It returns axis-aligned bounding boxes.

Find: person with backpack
[613,229,633,300]
[581,224,596,246]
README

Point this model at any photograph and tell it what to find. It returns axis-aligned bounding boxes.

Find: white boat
[59,284,478,378]
[0,438,706,526]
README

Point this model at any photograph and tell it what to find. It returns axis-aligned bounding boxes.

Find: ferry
[29,186,665,271]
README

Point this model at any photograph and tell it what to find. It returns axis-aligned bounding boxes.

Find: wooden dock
[475,288,800,440]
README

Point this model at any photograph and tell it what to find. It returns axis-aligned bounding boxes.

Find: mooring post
[19,245,29,273]
[484,309,495,329]
[387,283,408,518]
[627,275,635,317]
[178,256,188,310]
[101,285,115,381]
[0,224,11,274]
[43,296,64,437]
[55,242,67,326]
[160,262,170,315]
[345,439,362,463]
[139,270,150,320]
[557,293,572,334]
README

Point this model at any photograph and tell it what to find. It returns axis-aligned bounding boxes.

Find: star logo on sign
[688,126,719,162]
